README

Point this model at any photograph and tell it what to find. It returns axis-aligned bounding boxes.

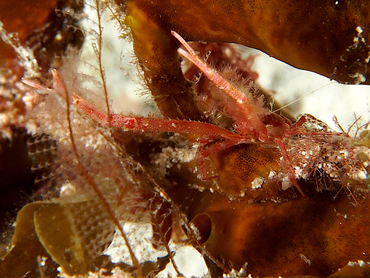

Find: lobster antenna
[273,81,335,113]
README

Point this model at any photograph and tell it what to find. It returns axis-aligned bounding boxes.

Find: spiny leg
[172,30,268,142]
[23,71,243,140]
[275,138,307,198]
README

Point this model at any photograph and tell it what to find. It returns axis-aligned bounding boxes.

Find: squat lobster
[24,31,312,198]
[173,31,308,197]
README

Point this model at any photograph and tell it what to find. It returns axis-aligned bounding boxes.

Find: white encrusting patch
[152,145,198,176]
[299,253,311,266]
[281,177,292,190]
[251,177,264,190]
